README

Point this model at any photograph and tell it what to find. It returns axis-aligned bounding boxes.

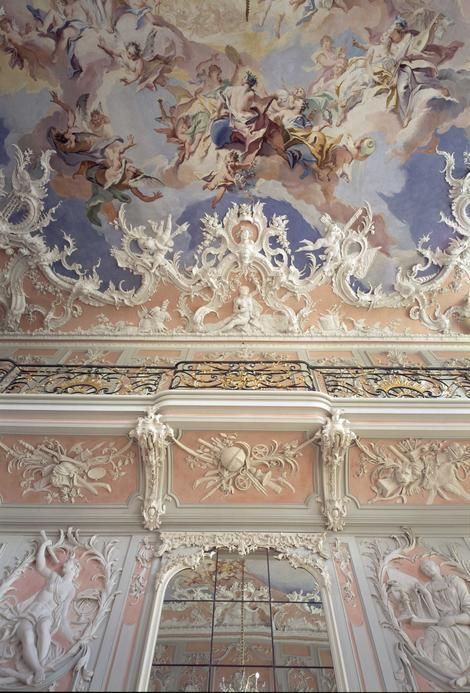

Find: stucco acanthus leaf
[365,530,470,691]
[174,432,314,499]
[130,409,174,530]
[1,147,469,334]
[155,531,330,592]
[356,439,470,505]
[314,411,356,531]
[0,438,135,504]
[0,528,120,691]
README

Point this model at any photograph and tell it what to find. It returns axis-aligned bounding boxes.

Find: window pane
[149,665,209,692]
[215,551,270,601]
[155,601,213,664]
[275,667,337,692]
[215,551,243,599]
[164,560,216,600]
[274,639,332,669]
[212,602,272,665]
[243,551,270,601]
[212,666,275,692]
[268,555,322,602]
[272,601,327,636]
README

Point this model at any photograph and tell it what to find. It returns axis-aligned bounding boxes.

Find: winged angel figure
[98,18,180,91]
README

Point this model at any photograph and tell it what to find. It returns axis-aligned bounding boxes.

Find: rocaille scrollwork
[0,145,469,335]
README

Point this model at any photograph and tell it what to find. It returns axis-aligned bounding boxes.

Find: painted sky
[0,0,468,294]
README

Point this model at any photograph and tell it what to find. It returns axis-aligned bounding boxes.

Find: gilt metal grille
[0,359,468,399]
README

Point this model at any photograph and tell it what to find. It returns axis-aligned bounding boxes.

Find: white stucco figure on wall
[369,533,470,692]
[204,286,269,334]
[0,528,120,690]
[415,559,470,687]
[0,539,80,684]
[0,537,79,685]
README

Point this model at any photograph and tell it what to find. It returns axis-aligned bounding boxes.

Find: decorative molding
[356,439,470,505]
[331,540,357,605]
[0,438,135,504]
[129,537,159,604]
[136,530,350,693]
[173,432,314,500]
[315,410,356,531]
[199,349,293,362]
[0,147,469,336]
[0,528,119,690]
[130,408,174,530]
[174,202,314,335]
[155,531,330,590]
[365,530,470,691]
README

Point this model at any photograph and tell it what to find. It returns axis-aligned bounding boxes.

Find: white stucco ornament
[315,410,356,531]
[0,146,469,335]
[174,431,318,499]
[367,530,470,691]
[0,528,120,691]
[130,408,174,530]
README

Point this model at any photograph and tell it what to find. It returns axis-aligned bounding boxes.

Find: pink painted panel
[349,438,470,506]
[171,430,316,505]
[0,434,138,504]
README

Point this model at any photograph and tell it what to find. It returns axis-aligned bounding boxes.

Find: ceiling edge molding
[2,334,470,348]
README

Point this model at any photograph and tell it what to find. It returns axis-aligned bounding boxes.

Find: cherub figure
[47,91,163,225]
[139,301,171,333]
[98,38,145,85]
[202,150,254,208]
[98,18,179,90]
[48,90,120,168]
[101,134,137,189]
[26,0,89,77]
[0,10,55,81]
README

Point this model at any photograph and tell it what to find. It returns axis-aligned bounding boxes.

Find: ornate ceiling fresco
[0,0,469,336]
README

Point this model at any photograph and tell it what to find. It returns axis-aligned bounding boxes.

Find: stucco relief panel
[0,435,138,505]
[349,438,470,507]
[0,528,121,691]
[170,430,317,505]
[362,532,470,692]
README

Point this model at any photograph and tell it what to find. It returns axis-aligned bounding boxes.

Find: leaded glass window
[149,549,337,692]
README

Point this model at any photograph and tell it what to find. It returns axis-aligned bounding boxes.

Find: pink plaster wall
[349,438,470,506]
[0,434,138,504]
[171,430,316,505]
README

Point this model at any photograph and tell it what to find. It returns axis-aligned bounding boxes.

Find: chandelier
[220,670,260,692]
[219,557,262,692]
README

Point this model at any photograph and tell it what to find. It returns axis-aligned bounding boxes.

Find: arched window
[145,547,338,692]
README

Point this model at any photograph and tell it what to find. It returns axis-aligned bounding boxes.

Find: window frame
[135,532,350,692]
